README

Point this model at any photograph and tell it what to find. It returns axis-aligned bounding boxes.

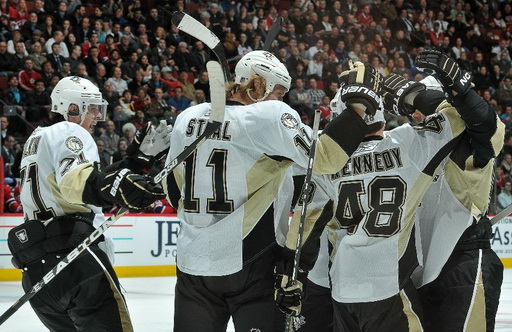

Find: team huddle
[4,11,505,332]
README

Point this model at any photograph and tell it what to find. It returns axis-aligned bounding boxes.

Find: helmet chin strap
[246,89,269,103]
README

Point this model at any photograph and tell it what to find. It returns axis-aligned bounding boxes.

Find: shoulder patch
[65,136,84,153]
[281,113,299,130]
[414,113,445,134]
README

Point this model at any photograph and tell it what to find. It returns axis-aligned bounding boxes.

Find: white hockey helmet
[51,76,108,124]
[234,50,292,100]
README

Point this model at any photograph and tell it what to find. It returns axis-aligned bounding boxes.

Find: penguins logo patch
[65,136,84,153]
[281,113,298,130]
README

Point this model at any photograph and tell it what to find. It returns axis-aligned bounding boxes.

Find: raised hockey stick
[0,60,227,326]
[264,17,284,51]
[170,10,232,83]
[285,109,322,332]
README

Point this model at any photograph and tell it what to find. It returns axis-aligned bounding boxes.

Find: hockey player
[7,76,167,331]
[277,51,495,331]
[162,51,380,331]
[381,71,504,331]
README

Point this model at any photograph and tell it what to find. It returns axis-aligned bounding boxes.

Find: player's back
[329,113,460,303]
[168,100,313,276]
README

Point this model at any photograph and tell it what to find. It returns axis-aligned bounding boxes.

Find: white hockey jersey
[286,102,468,303]
[412,115,504,287]
[165,100,364,276]
[20,122,101,221]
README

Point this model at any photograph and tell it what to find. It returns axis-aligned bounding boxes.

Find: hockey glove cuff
[381,73,426,116]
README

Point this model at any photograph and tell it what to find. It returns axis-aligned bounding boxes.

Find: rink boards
[1,214,512,281]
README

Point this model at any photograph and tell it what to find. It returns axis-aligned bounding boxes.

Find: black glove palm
[415,50,472,102]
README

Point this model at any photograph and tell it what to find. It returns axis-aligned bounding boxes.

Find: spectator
[39,14,59,41]
[11,41,27,71]
[73,16,92,45]
[18,58,41,92]
[307,52,324,78]
[177,70,196,101]
[7,30,28,56]
[1,135,16,177]
[473,66,492,93]
[498,181,512,210]
[82,45,102,76]
[497,76,512,106]
[2,74,27,136]
[91,63,108,90]
[121,122,137,144]
[119,89,136,119]
[132,109,146,132]
[288,77,313,116]
[26,40,47,73]
[153,87,171,112]
[193,69,210,102]
[189,89,206,107]
[44,30,69,58]
[106,66,128,94]
[121,51,141,82]
[167,86,190,112]
[24,78,50,129]
[95,138,111,169]
[128,70,148,95]
[99,120,120,156]
[99,33,118,60]
[0,116,13,144]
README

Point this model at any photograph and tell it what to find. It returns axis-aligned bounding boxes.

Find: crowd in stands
[1,0,512,213]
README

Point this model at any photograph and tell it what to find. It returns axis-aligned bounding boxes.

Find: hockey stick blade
[154,60,225,182]
[171,11,231,83]
[491,202,512,226]
[264,17,284,51]
[284,109,322,332]
[0,61,227,326]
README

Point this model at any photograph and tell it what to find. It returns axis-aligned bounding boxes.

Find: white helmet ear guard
[235,50,291,101]
[51,76,108,124]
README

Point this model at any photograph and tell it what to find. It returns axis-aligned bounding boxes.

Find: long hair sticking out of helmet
[230,51,291,102]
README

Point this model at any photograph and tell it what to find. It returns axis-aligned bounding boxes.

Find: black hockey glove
[415,50,472,102]
[381,73,426,116]
[126,120,172,169]
[87,166,166,211]
[338,61,383,116]
[274,252,308,316]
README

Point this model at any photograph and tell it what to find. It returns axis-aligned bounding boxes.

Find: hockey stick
[170,10,231,83]
[264,17,284,51]
[0,61,226,326]
[491,202,512,226]
[285,109,322,332]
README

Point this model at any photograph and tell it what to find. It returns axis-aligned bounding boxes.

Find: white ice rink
[1,270,512,331]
